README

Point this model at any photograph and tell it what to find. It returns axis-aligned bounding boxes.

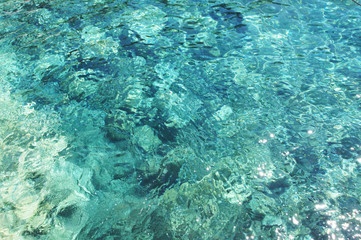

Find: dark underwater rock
[106,124,130,142]
[337,195,361,214]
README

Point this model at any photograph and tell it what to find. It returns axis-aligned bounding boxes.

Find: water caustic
[0,0,361,239]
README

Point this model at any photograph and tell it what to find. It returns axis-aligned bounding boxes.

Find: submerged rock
[104,110,134,142]
[122,5,168,44]
[133,125,162,152]
[262,215,283,226]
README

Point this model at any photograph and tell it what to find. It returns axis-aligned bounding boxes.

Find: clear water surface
[1,0,361,239]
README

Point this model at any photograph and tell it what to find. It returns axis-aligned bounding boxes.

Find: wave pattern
[1,0,361,239]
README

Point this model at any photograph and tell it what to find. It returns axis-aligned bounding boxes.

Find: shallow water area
[1,0,361,239]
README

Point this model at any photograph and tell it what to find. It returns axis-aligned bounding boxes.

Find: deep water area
[1,0,361,239]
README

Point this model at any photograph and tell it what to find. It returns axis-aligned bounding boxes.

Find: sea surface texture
[1,0,361,239]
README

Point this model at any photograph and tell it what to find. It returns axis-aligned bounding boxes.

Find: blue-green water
[1,0,361,239]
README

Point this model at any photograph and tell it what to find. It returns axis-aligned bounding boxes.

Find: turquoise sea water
[1,0,361,239]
